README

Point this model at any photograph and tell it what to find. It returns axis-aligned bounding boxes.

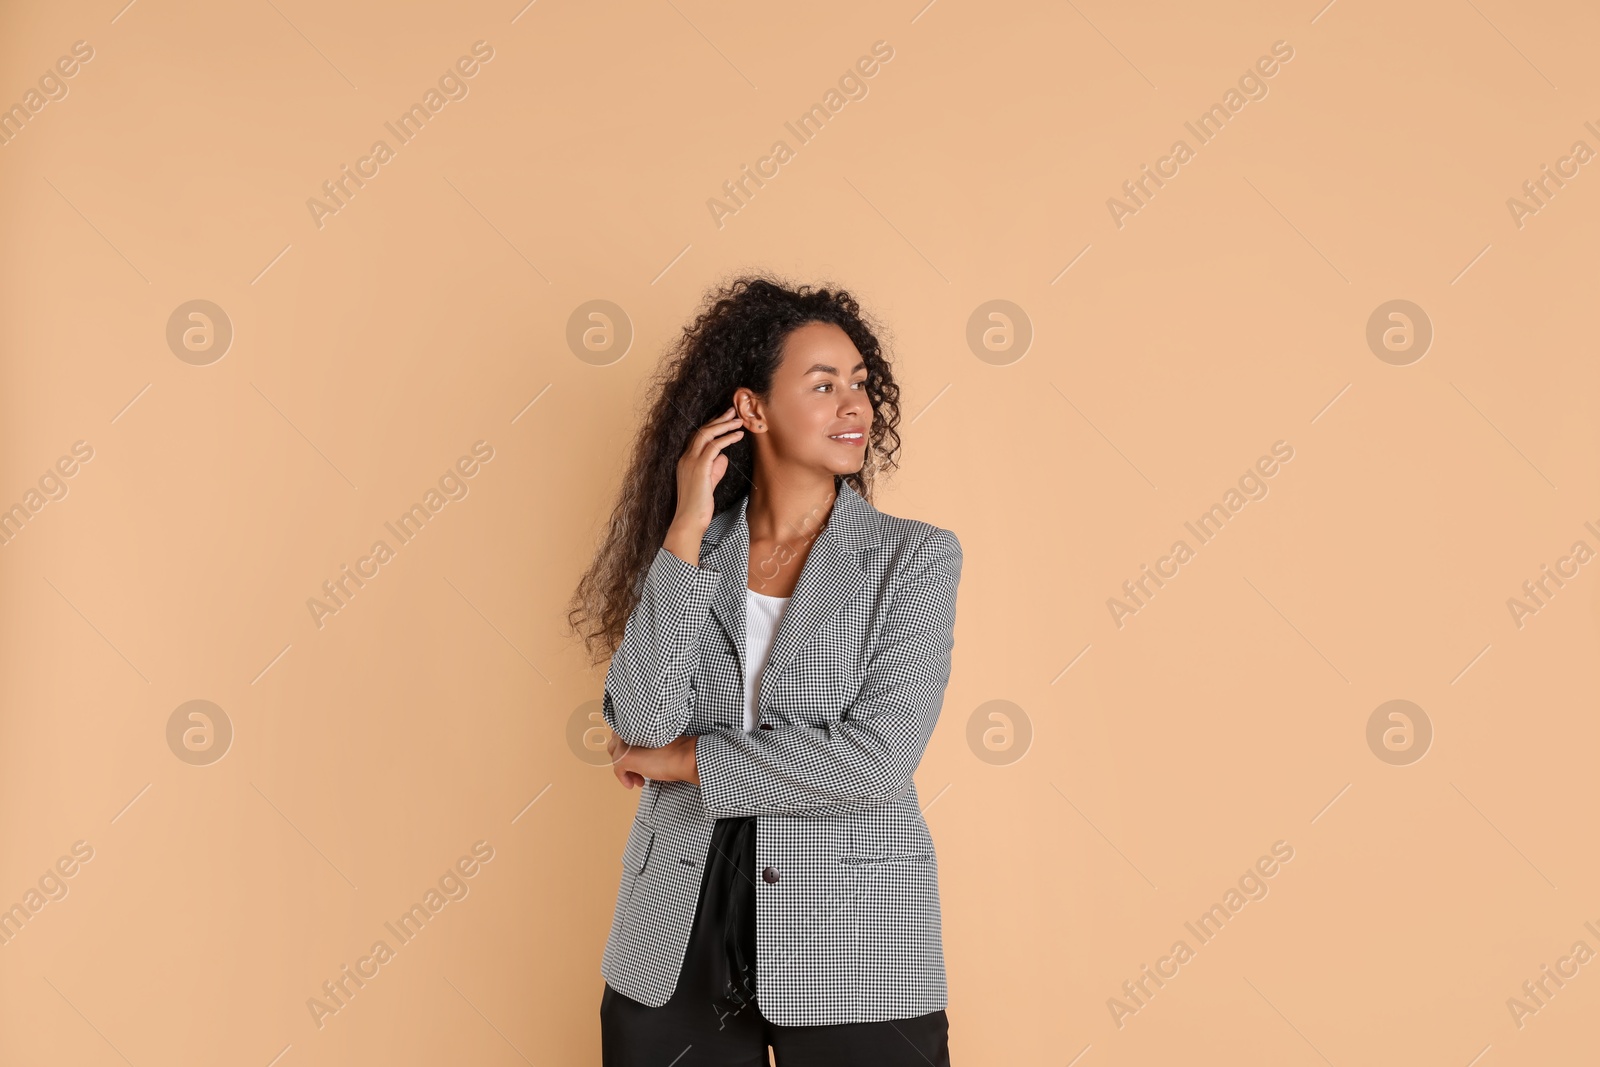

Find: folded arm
[695,527,963,819]
[602,545,719,749]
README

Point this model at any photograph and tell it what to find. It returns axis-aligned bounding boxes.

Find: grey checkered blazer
[599,477,963,1026]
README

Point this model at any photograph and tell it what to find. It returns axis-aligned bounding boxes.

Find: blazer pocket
[838,851,936,866]
[621,820,656,874]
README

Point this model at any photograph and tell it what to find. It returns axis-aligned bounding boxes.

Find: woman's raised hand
[663,405,744,565]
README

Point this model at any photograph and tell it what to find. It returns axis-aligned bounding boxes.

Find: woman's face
[743,321,872,479]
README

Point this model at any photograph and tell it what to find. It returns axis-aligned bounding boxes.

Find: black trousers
[600,816,951,1066]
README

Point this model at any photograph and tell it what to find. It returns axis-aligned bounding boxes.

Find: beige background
[2,0,1597,1062]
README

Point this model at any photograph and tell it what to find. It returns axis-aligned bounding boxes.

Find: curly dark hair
[567,272,904,664]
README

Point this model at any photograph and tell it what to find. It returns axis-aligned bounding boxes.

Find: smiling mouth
[828,432,865,443]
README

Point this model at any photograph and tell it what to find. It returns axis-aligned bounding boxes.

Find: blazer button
[759,723,774,730]
[762,866,779,884]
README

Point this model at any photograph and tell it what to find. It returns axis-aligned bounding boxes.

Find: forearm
[696,527,963,819]
[695,720,927,818]
[602,545,719,748]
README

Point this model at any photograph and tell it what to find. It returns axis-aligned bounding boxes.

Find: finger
[690,409,745,447]
[683,435,744,479]
[707,428,742,457]
[688,425,744,462]
[703,426,745,455]
[697,409,741,435]
[610,743,638,777]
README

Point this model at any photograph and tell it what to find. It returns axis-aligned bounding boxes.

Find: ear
[732,388,764,432]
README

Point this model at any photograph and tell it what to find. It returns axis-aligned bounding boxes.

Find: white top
[743,587,791,732]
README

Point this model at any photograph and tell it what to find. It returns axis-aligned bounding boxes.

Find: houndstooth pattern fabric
[599,478,964,1026]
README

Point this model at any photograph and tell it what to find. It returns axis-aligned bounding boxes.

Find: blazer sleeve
[602,545,721,749]
[695,527,963,819]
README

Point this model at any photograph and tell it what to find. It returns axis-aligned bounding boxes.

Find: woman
[569,276,963,1065]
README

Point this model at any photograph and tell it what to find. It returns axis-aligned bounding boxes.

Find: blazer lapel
[697,481,871,707]
[698,494,752,682]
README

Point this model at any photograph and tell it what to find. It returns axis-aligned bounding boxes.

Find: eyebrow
[805,361,867,375]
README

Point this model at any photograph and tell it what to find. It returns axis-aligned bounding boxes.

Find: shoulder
[854,493,961,582]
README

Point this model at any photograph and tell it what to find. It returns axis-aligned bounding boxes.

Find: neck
[746,469,837,545]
